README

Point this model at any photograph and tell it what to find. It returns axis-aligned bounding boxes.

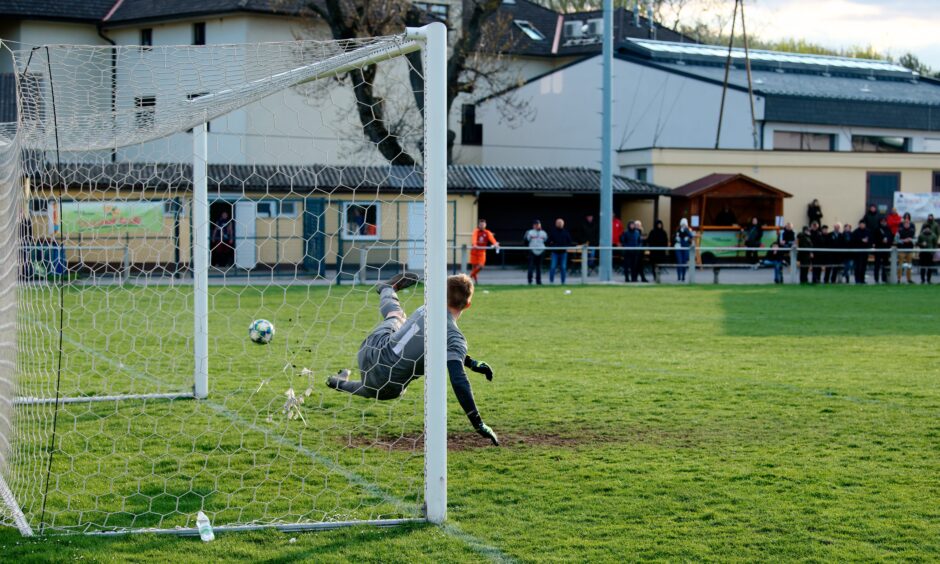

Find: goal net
[0,23,448,535]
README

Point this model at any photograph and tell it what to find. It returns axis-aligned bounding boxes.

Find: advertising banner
[894,192,940,222]
[60,201,165,234]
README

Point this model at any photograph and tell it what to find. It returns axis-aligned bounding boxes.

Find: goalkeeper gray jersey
[373,306,467,383]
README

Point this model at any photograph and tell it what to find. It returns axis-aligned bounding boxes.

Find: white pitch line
[42,328,515,563]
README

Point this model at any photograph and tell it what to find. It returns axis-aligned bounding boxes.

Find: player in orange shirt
[470,219,499,283]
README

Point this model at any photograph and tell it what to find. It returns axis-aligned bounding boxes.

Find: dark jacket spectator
[574,215,599,246]
[897,222,916,249]
[796,227,813,284]
[547,223,574,250]
[619,224,642,248]
[807,199,823,224]
[917,226,937,283]
[780,223,796,248]
[852,222,872,284]
[874,220,893,249]
[646,220,669,266]
[861,204,882,232]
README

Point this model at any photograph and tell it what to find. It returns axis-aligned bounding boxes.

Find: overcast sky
[688,0,940,69]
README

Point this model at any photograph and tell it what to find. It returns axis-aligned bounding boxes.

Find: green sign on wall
[699,229,779,258]
[61,201,165,234]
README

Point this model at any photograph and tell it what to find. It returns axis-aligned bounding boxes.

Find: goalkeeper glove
[464,356,494,381]
[475,421,500,446]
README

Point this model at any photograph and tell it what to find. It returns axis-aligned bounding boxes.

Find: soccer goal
[0,23,448,536]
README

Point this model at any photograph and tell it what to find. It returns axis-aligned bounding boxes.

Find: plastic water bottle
[196,511,215,542]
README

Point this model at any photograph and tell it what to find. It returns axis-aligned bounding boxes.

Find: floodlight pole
[193,122,209,399]
[410,22,448,525]
[599,0,614,282]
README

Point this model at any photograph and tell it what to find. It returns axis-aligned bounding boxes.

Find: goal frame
[2,21,449,536]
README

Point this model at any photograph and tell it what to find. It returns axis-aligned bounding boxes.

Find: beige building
[621,148,940,230]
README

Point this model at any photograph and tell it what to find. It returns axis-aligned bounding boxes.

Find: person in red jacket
[470,219,499,283]
[886,207,902,236]
[612,216,623,246]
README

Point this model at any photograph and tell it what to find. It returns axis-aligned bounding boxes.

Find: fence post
[889,248,898,285]
[461,244,468,274]
[654,262,660,284]
[687,245,696,284]
[789,246,798,284]
[581,246,588,285]
[357,247,367,285]
[122,243,131,283]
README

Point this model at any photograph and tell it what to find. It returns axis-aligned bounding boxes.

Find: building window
[193,22,206,46]
[140,28,153,50]
[585,18,603,36]
[852,135,909,153]
[563,20,583,38]
[163,199,184,217]
[134,96,156,130]
[514,21,546,41]
[29,199,49,215]
[342,202,380,240]
[933,171,940,193]
[257,200,299,218]
[924,138,940,152]
[461,104,482,146]
[186,93,210,133]
[635,168,648,182]
[866,172,900,214]
[773,131,834,151]
[413,2,449,22]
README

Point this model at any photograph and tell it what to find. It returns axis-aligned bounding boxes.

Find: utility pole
[599,0,614,282]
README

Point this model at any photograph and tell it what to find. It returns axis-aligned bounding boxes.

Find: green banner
[61,201,165,234]
[700,229,779,258]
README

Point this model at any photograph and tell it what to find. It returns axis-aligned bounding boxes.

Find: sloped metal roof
[30,163,671,196]
[0,0,115,22]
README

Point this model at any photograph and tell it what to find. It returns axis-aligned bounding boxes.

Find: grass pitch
[3,284,940,561]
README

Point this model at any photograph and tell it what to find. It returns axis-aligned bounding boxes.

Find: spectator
[917,224,937,284]
[646,219,669,280]
[547,218,573,285]
[779,222,796,248]
[896,213,916,284]
[211,211,235,268]
[873,216,893,283]
[634,220,649,282]
[826,223,844,284]
[469,219,499,284]
[841,222,854,283]
[796,226,813,284]
[674,218,694,282]
[924,213,937,236]
[852,221,871,284]
[809,221,824,284]
[620,220,642,282]
[612,216,623,247]
[886,207,902,236]
[760,242,788,284]
[807,199,824,225]
[743,217,763,263]
[715,206,737,226]
[862,204,882,233]
[524,219,548,285]
[575,214,599,271]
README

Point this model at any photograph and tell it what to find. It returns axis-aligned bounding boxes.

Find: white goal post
[0,22,449,535]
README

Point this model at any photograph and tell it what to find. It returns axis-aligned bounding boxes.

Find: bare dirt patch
[344,427,704,452]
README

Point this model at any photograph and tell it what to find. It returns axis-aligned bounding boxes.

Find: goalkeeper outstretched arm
[447,359,499,446]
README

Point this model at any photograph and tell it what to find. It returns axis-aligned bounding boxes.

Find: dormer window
[563,20,583,38]
[585,18,603,36]
[514,20,545,41]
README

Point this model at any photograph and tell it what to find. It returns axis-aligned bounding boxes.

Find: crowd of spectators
[471,204,939,285]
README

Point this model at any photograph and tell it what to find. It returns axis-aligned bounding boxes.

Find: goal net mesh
[0,34,437,534]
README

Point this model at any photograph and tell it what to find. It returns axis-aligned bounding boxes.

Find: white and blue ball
[249,319,275,345]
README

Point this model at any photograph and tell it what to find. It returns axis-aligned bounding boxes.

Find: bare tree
[297,0,529,164]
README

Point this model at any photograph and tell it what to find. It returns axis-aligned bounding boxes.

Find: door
[234,200,257,270]
[303,198,326,276]
[866,172,900,214]
[407,201,425,271]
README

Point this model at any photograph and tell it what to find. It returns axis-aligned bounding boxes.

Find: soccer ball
[249,319,275,344]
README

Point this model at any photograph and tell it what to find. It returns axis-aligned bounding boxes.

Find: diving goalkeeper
[327,272,499,446]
